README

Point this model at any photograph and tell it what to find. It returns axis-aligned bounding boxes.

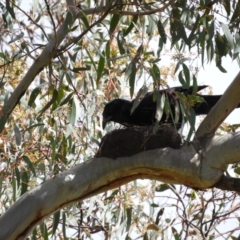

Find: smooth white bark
[1,132,240,239]
[196,71,240,138]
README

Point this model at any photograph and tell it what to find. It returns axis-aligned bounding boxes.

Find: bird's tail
[194,95,240,115]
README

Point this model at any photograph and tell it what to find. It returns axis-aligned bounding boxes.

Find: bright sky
[198,56,240,125]
[15,1,240,239]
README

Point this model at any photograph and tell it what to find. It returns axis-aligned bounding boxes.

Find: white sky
[198,56,240,125]
[13,1,240,239]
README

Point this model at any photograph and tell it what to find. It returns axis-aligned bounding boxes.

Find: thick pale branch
[196,71,240,138]
[0,140,226,239]
[204,131,240,167]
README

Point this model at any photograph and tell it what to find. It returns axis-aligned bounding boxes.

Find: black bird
[102,85,239,129]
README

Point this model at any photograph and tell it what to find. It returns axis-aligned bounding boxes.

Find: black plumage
[102,85,239,129]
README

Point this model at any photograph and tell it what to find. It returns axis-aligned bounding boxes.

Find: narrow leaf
[28,86,42,107]
[22,155,36,177]
[52,211,60,235]
[117,31,126,54]
[178,71,186,88]
[60,92,74,106]
[123,15,138,36]
[172,227,180,240]
[157,20,167,43]
[126,208,132,231]
[182,63,190,88]
[21,172,29,195]
[14,124,21,146]
[38,88,58,115]
[79,10,89,28]
[110,14,121,34]
[96,51,105,87]
[131,85,148,114]
[125,61,136,98]
[220,22,234,49]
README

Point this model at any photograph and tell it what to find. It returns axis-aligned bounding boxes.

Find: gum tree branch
[196,71,240,138]
[1,131,240,239]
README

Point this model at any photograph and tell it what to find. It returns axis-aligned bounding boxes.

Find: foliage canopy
[1,0,240,239]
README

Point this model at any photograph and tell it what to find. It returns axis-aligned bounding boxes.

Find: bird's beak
[102,116,112,129]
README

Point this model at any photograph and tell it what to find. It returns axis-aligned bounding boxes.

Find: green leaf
[178,71,186,88]
[207,40,214,62]
[52,211,60,235]
[0,52,9,62]
[117,31,126,54]
[192,75,198,94]
[60,92,74,106]
[40,223,48,239]
[96,51,105,87]
[157,37,164,56]
[125,61,136,98]
[150,63,160,84]
[14,124,21,146]
[63,11,73,32]
[21,172,29,195]
[22,155,36,177]
[110,14,121,34]
[0,2,13,31]
[230,2,240,25]
[38,88,58,115]
[146,15,154,36]
[143,232,149,240]
[234,33,240,55]
[6,1,15,19]
[9,32,24,44]
[86,48,97,71]
[182,63,190,88]
[208,20,215,40]
[49,135,56,162]
[185,108,196,143]
[157,20,167,43]
[155,208,164,225]
[71,66,90,72]
[188,14,200,46]
[172,227,180,240]
[79,10,89,28]
[215,32,228,57]
[216,58,227,73]
[123,15,138,36]
[174,100,180,124]
[69,98,76,125]
[25,123,44,131]
[12,177,16,201]
[131,85,148,114]
[105,41,110,68]
[28,85,43,107]
[62,212,67,239]
[126,208,132,231]
[155,184,170,192]
[15,166,21,188]
[220,22,234,49]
